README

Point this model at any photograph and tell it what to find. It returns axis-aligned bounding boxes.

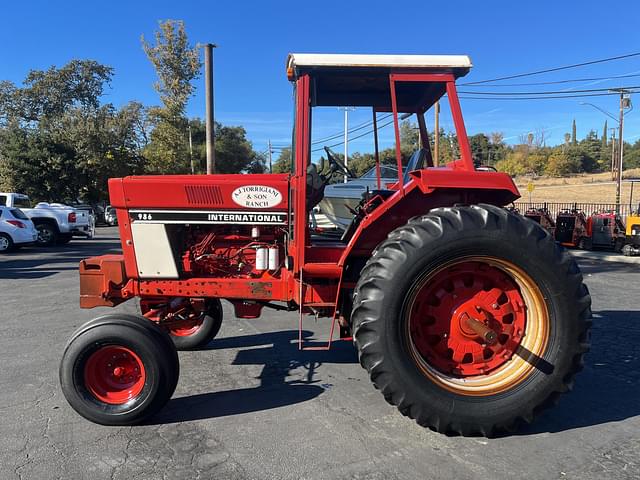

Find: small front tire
[59,314,179,426]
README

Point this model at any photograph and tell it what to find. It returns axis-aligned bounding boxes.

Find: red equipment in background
[555,206,589,248]
[523,205,556,237]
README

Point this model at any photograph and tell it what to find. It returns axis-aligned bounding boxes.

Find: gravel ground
[0,227,638,480]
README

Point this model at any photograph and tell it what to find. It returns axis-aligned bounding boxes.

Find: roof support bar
[389,76,405,196]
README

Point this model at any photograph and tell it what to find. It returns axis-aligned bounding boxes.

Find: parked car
[104,206,118,226]
[0,206,38,252]
[69,204,97,237]
[0,193,92,246]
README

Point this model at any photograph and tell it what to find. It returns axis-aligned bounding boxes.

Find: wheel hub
[409,261,527,377]
[84,346,145,404]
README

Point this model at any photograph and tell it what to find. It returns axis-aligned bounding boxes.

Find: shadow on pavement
[576,258,640,275]
[156,309,640,434]
[520,309,640,435]
[151,330,358,424]
[0,237,121,279]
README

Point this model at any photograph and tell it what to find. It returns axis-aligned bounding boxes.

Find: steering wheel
[324,146,355,179]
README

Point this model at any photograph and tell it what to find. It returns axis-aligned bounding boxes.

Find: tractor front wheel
[352,204,591,436]
[167,299,223,350]
[59,314,179,426]
[142,298,224,350]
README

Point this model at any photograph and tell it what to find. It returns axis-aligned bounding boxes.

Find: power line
[311,113,393,145]
[459,92,635,100]
[458,85,640,96]
[458,72,640,87]
[311,118,396,153]
[461,51,640,86]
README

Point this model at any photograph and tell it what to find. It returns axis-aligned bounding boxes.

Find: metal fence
[514,202,637,222]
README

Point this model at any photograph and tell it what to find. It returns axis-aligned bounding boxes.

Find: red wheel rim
[84,346,146,404]
[408,260,527,377]
[169,316,204,337]
[403,257,550,396]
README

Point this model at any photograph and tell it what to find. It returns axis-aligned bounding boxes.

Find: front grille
[184,185,223,205]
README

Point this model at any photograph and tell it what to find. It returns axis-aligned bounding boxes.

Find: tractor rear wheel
[59,314,179,426]
[352,204,591,436]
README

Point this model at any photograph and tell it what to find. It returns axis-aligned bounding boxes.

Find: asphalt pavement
[0,227,638,480]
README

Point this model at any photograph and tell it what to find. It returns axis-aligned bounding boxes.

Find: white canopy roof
[287,53,472,71]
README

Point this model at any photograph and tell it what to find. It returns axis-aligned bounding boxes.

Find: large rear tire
[59,314,179,426]
[352,204,591,436]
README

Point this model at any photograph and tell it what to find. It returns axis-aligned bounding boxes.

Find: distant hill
[513,168,640,205]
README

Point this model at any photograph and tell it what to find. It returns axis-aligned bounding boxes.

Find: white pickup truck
[0,193,94,246]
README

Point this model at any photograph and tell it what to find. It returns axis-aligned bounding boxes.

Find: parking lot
[0,227,639,480]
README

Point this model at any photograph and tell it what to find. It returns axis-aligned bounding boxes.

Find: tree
[0,60,144,202]
[272,147,292,173]
[602,120,608,148]
[182,119,263,174]
[142,20,201,173]
[400,120,419,155]
[579,130,601,172]
[141,20,201,115]
[571,119,577,145]
[545,151,582,176]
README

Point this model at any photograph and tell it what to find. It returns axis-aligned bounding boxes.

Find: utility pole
[188,123,194,174]
[340,107,354,182]
[434,101,440,166]
[267,140,273,173]
[610,89,632,214]
[204,43,217,174]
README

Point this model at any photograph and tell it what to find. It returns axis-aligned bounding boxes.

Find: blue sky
[1,0,639,157]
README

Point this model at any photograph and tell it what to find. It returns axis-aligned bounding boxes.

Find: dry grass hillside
[512,168,640,205]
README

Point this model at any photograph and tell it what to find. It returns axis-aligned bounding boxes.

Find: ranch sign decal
[232,185,283,208]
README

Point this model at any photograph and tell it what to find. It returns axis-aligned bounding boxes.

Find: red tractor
[59,54,591,436]
[524,205,556,237]
[555,207,589,249]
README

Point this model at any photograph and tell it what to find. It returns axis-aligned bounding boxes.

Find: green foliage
[215,124,263,174]
[141,20,201,116]
[142,20,201,173]
[545,151,582,176]
[272,147,292,173]
[625,140,640,169]
[495,147,545,176]
[0,60,145,203]
[571,119,577,145]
